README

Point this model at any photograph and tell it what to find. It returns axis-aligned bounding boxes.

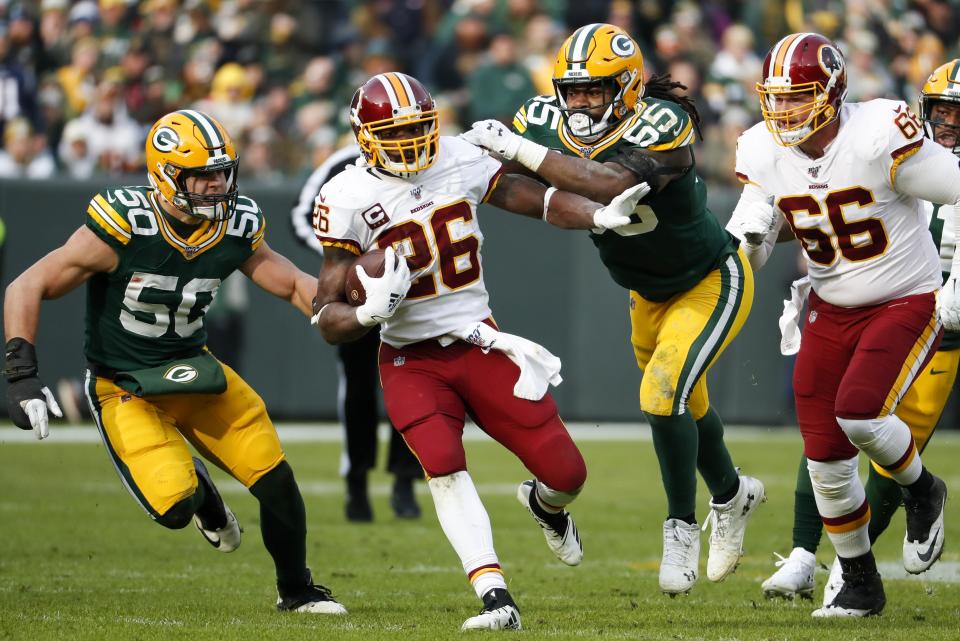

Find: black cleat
[277,570,348,614]
[461,588,521,631]
[345,474,373,522]
[903,474,947,574]
[811,569,885,618]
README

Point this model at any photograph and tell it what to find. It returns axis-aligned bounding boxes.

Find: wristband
[542,187,557,222]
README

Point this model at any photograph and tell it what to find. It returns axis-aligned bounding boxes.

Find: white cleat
[822,556,842,606]
[761,547,816,600]
[192,457,242,553]
[276,571,348,614]
[902,475,947,574]
[660,518,700,596]
[516,480,582,566]
[704,475,766,581]
[461,588,521,631]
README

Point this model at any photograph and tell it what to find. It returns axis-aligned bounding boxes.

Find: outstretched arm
[311,246,373,345]
[486,173,648,231]
[240,241,316,317]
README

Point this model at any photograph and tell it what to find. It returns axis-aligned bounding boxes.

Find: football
[344,249,386,306]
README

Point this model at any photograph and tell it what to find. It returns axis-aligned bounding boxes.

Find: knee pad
[836,415,913,469]
[155,493,201,529]
[806,457,863,517]
[836,416,885,449]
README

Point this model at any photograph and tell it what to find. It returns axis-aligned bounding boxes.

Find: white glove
[938,276,960,331]
[738,199,778,247]
[355,246,411,327]
[21,387,62,440]
[460,119,549,171]
[591,182,652,232]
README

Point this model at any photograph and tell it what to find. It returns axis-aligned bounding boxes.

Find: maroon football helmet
[756,32,847,146]
[350,72,439,175]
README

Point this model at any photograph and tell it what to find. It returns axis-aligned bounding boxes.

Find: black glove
[4,338,61,437]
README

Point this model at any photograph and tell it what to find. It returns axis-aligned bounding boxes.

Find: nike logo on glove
[917,528,941,563]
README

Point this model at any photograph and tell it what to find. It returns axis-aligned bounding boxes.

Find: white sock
[836,414,922,485]
[534,480,581,512]
[808,457,871,558]
[427,471,503,594]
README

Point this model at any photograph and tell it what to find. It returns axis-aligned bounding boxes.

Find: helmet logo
[611,34,635,57]
[818,45,843,77]
[152,127,180,153]
[162,364,198,383]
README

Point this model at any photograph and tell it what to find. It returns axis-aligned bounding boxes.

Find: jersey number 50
[778,186,887,266]
[376,201,480,299]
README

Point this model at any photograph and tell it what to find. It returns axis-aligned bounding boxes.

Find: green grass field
[1,426,957,641]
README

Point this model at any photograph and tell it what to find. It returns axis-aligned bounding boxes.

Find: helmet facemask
[153,155,240,221]
[355,107,439,177]
[920,96,960,158]
[758,71,841,147]
[554,72,637,143]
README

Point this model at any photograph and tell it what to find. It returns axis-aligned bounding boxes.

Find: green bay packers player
[3,110,346,614]
[759,58,960,604]
[460,23,763,596]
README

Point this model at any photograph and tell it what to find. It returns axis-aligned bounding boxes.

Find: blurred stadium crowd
[0,0,958,184]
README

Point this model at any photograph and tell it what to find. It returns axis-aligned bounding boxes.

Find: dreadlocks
[643,73,703,138]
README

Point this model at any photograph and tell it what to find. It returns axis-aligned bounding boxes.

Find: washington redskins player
[311,72,647,631]
[728,33,960,618]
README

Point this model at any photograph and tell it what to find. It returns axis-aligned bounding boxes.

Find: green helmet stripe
[568,23,602,71]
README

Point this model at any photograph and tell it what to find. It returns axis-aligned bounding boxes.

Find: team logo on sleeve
[818,45,844,77]
[152,127,180,152]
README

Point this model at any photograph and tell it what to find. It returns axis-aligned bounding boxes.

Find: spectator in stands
[0,117,55,178]
[467,31,536,124]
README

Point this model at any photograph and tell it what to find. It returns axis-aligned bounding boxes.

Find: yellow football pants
[85,359,285,517]
[872,347,960,477]
[630,249,754,418]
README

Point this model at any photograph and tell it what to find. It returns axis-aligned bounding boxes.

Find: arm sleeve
[290,146,362,255]
[315,183,367,256]
[892,140,960,208]
[85,191,132,252]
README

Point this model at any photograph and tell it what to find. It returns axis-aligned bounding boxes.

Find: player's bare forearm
[314,248,372,344]
[241,242,314,316]
[536,151,637,204]
[486,173,602,230]
[5,226,115,342]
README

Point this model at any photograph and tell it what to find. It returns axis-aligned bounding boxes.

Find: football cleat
[902,474,947,574]
[822,556,842,606]
[704,475,766,581]
[811,568,885,618]
[660,518,700,596]
[192,457,242,553]
[516,480,582,566]
[761,547,816,600]
[345,474,373,522]
[277,570,348,614]
[461,588,521,631]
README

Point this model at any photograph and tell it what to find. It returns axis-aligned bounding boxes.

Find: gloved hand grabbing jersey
[355,246,412,327]
[4,338,62,439]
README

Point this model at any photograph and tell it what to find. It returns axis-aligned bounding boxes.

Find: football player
[291,143,424,522]
[460,23,763,596]
[726,35,960,617]
[754,58,960,605]
[3,110,346,614]
[312,72,647,631]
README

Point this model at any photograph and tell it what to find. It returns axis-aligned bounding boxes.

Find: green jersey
[514,95,737,301]
[84,186,265,371]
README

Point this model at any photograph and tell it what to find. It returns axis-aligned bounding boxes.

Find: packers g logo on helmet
[152,127,180,153]
[552,23,644,144]
[145,110,240,221]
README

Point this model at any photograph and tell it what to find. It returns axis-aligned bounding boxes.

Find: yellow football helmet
[552,23,644,143]
[145,110,239,221]
[919,59,960,157]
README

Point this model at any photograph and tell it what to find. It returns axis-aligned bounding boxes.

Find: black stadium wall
[3,177,947,428]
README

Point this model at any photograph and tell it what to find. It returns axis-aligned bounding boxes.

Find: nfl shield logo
[808,310,818,324]
[393,356,406,367]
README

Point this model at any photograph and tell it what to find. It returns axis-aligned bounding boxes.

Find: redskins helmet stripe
[769,33,810,78]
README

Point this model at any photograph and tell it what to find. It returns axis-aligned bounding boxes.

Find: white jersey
[317,136,503,347]
[735,100,941,307]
